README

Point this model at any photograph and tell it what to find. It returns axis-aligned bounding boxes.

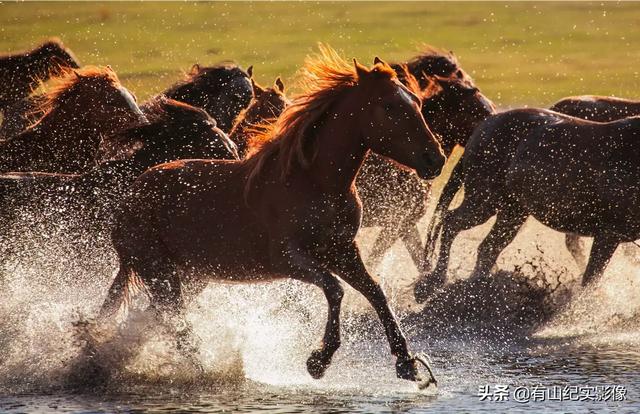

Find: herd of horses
[1,38,639,387]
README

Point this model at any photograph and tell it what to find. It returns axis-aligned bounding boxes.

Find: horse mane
[29,65,121,128]
[406,44,459,70]
[164,61,248,96]
[0,37,65,58]
[242,45,395,195]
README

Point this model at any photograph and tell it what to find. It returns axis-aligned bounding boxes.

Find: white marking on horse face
[118,86,146,118]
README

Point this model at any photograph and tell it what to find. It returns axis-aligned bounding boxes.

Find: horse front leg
[581,234,620,286]
[328,241,434,385]
[273,242,344,379]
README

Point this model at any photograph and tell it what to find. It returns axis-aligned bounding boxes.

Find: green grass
[1,2,639,107]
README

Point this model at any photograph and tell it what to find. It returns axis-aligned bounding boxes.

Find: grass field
[1,2,639,108]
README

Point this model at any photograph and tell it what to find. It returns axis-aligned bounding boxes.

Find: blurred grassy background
[1,2,639,108]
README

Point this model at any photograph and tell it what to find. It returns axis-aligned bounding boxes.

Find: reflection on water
[1,339,639,413]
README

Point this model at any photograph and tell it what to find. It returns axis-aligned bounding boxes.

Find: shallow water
[1,221,640,412]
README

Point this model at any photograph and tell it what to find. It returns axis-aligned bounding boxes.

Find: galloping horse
[158,63,254,132]
[99,46,444,386]
[359,71,494,270]
[424,95,640,274]
[0,38,80,113]
[551,95,640,268]
[416,108,640,302]
[0,98,236,239]
[229,76,288,157]
[0,66,147,174]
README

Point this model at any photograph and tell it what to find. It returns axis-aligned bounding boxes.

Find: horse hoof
[396,355,421,381]
[396,354,438,388]
[306,350,330,379]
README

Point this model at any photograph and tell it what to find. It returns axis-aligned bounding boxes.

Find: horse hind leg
[472,206,527,277]
[414,196,495,303]
[565,233,588,270]
[581,234,620,287]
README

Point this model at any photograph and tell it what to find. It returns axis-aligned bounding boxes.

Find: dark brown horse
[99,47,444,386]
[391,45,474,90]
[0,66,147,174]
[0,98,237,241]
[550,95,640,267]
[157,62,253,132]
[229,76,289,157]
[415,108,640,302]
[1,62,253,140]
[0,38,80,113]
[551,95,640,122]
[359,71,495,270]
[424,95,640,272]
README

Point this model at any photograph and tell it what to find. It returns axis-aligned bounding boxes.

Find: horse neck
[305,104,366,194]
[39,97,101,141]
[231,106,264,154]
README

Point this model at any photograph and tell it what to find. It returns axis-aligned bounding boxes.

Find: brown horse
[391,45,474,90]
[99,47,444,386]
[359,71,495,270]
[0,98,237,250]
[0,38,80,113]
[158,62,253,132]
[229,76,289,157]
[0,66,147,174]
[551,95,640,122]
[415,108,640,302]
[550,95,640,267]
[424,95,640,272]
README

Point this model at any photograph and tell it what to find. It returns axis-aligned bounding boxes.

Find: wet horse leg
[581,234,620,287]
[472,206,528,277]
[565,233,588,270]
[328,241,422,381]
[400,224,424,270]
[414,199,494,303]
[366,222,403,270]
[274,243,344,379]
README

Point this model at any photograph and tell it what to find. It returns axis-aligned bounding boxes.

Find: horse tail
[424,152,466,263]
[97,259,146,322]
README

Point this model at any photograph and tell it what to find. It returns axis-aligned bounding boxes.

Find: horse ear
[455,69,464,78]
[73,69,84,79]
[373,56,386,66]
[251,78,265,97]
[246,65,253,78]
[353,58,369,80]
[189,63,201,75]
[275,77,285,93]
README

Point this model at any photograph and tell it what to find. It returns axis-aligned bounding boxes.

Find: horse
[156,62,254,132]
[98,46,445,386]
[229,76,289,157]
[391,45,474,90]
[0,38,80,114]
[0,66,147,174]
[0,98,237,255]
[359,71,495,270]
[415,108,640,302]
[551,95,640,123]
[1,62,253,140]
[550,95,640,268]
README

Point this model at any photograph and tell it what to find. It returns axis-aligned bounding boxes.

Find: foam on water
[2,206,640,405]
